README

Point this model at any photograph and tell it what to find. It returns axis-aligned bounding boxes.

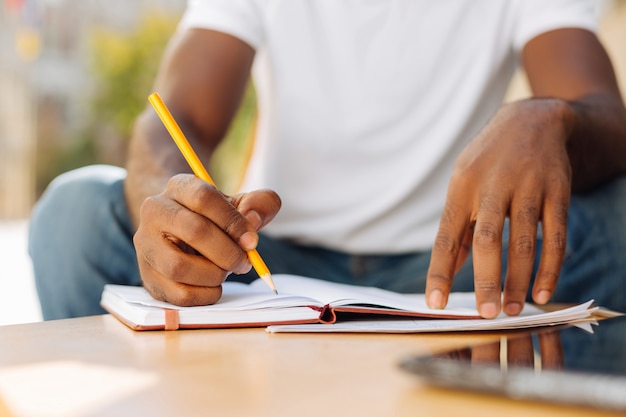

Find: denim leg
[555,177,626,312]
[232,236,364,285]
[236,234,476,294]
[29,165,139,320]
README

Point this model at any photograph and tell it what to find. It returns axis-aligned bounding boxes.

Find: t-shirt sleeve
[178,0,264,49]
[513,0,598,52]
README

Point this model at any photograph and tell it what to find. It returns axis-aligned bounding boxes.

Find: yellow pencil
[148,92,278,295]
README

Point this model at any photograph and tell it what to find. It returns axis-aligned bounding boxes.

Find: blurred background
[0,0,625,325]
[0,0,254,325]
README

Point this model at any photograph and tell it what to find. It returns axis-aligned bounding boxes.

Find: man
[29,0,626,320]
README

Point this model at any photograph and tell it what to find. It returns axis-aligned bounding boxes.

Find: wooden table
[0,315,621,417]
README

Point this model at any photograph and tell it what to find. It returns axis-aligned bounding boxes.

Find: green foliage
[89,13,177,140]
[34,135,100,197]
[211,82,257,193]
[37,12,256,196]
[87,12,256,193]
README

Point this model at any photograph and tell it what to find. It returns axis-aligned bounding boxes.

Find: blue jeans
[28,165,626,319]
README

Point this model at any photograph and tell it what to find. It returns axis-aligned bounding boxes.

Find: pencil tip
[259,272,278,295]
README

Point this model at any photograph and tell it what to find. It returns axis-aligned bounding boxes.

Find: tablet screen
[399,315,626,412]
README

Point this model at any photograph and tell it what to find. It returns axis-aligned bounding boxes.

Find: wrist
[506,97,577,144]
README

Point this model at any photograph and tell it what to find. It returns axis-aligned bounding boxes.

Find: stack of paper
[266,301,596,333]
[101,274,597,332]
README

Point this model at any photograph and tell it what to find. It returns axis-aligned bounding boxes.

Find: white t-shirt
[179,0,596,254]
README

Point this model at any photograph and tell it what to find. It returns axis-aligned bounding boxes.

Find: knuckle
[139,195,160,218]
[517,201,540,224]
[164,175,181,192]
[474,222,501,248]
[545,231,567,253]
[550,169,572,188]
[478,193,503,216]
[162,255,191,281]
[186,184,216,209]
[552,203,569,226]
[475,280,501,293]
[440,202,461,225]
[184,217,208,244]
[512,235,535,259]
[433,232,459,255]
[223,210,246,238]
[166,173,194,195]
[449,167,474,189]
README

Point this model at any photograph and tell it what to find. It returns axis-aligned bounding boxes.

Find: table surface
[0,315,622,417]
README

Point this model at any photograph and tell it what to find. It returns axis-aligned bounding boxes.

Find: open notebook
[101,274,597,332]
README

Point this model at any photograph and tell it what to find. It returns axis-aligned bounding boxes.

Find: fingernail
[504,302,522,316]
[238,231,258,251]
[536,290,551,304]
[245,210,263,230]
[479,302,499,319]
[428,289,444,309]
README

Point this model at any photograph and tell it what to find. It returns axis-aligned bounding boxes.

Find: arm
[523,28,626,192]
[125,28,255,226]
[124,28,281,306]
[425,28,626,318]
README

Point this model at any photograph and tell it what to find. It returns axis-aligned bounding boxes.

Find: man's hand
[426,27,626,318]
[123,28,262,307]
[133,174,281,306]
[426,99,573,318]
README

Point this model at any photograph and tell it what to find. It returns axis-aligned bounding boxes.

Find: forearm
[122,28,255,230]
[565,94,626,193]
[124,109,217,229]
[521,28,626,193]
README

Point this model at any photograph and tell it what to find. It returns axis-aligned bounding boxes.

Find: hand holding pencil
[142,93,277,300]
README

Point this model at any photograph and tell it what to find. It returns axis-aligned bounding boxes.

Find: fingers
[426,199,468,310]
[428,187,563,318]
[429,186,567,319]
[454,225,473,275]
[133,215,227,306]
[140,191,252,274]
[138,252,224,307]
[503,194,541,316]
[166,175,259,252]
[134,205,244,284]
[533,192,569,304]
[472,193,507,318]
[231,189,282,231]
[133,173,282,306]
[427,188,508,319]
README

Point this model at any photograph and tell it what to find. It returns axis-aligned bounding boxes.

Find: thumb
[230,189,282,231]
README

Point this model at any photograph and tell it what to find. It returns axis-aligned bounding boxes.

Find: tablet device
[399,315,626,412]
